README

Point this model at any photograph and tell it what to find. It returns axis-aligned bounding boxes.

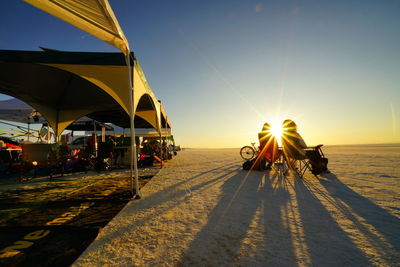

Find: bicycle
[239,142,259,160]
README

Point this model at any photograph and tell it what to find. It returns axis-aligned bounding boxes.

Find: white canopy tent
[23,0,129,54]
[21,0,148,198]
[0,98,113,131]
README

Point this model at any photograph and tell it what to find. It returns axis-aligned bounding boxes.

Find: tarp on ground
[0,48,171,137]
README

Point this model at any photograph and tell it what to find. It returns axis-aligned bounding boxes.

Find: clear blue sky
[1,0,399,147]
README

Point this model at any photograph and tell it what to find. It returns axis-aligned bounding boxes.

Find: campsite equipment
[2,0,174,196]
[242,157,267,171]
[0,49,172,197]
[240,142,258,160]
[0,137,21,176]
[18,143,57,179]
[240,142,268,171]
[94,142,114,172]
[305,145,329,175]
[281,144,329,178]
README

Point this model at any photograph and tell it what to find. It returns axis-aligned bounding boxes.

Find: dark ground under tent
[0,168,158,266]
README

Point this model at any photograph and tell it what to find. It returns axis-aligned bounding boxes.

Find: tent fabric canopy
[0,48,170,137]
[0,98,114,131]
[21,0,147,198]
[64,119,113,131]
[0,98,47,124]
[23,0,129,55]
[123,128,171,138]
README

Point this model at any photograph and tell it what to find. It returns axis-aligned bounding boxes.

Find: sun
[269,122,283,139]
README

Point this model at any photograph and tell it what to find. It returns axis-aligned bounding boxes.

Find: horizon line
[183,142,400,149]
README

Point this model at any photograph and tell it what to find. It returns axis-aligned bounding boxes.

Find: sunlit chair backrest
[281,120,306,159]
[281,131,306,160]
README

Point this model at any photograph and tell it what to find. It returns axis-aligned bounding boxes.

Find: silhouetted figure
[257,123,279,170]
[281,120,307,170]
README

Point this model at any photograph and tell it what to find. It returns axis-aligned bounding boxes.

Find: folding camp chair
[280,133,310,178]
[284,153,312,178]
[304,145,329,176]
[282,145,328,178]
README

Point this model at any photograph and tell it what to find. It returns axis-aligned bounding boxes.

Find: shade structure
[0,48,170,138]
[23,0,129,55]
[65,118,113,131]
[110,125,172,137]
[21,0,143,198]
[0,98,46,124]
[0,98,113,131]
[135,128,172,137]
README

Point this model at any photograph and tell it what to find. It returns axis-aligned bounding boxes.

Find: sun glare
[269,122,283,139]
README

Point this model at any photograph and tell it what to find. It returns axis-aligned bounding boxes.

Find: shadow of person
[319,172,400,252]
[180,170,297,266]
[293,176,371,266]
[260,172,297,266]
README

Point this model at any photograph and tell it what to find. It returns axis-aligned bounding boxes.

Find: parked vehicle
[69,136,90,150]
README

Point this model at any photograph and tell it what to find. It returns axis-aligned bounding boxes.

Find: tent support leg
[93,120,98,157]
[27,122,30,143]
[55,110,60,143]
[126,54,141,199]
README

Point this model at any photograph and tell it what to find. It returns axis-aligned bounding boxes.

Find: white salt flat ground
[74,146,400,266]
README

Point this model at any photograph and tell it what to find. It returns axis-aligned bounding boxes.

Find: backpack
[242,159,253,170]
[242,157,266,171]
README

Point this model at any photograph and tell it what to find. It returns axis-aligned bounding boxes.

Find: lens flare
[269,122,283,139]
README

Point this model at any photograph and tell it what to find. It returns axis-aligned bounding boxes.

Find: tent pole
[159,132,162,168]
[101,126,105,142]
[27,119,30,143]
[93,120,98,157]
[49,124,52,144]
[55,110,60,143]
[165,116,169,158]
[126,53,141,199]
[158,100,163,169]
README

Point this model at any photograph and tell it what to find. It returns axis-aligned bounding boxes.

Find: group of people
[256,119,309,171]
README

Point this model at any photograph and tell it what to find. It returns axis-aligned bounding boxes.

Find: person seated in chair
[258,123,279,170]
[305,145,329,175]
[281,120,307,170]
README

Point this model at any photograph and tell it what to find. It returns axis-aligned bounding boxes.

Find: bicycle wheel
[240,146,256,160]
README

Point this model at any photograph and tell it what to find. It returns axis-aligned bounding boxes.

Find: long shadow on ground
[181,171,372,266]
[180,171,297,266]
[84,163,242,251]
[294,176,371,266]
[319,173,400,261]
